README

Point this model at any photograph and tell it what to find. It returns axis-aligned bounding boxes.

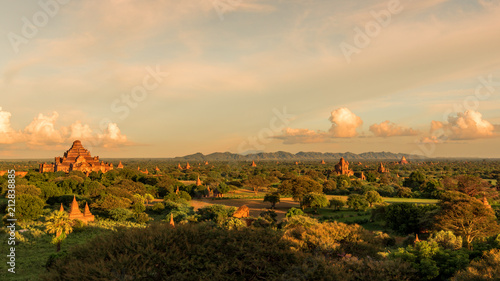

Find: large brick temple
[39,140,114,174]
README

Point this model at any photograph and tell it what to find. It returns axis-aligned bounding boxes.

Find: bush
[329,198,344,211]
[109,208,134,222]
[196,204,236,224]
[346,194,369,211]
[134,212,150,224]
[42,224,337,280]
[285,207,304,218]
[453,249,500,280]
[151,203,165,213]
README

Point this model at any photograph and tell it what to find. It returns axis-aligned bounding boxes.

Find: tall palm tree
[45,210,73,252]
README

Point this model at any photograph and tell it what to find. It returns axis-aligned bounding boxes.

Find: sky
[0,0,500,159]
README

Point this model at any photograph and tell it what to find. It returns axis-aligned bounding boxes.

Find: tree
[453,249,500,280]
[396,186,414,198]
[16,194,45,222]
[384,203,437,235]
[346,194,369,211]
[263,192,280,209]
[244,175,268,195]
[302,192,329,212]
[435,195,500,249]
[443,175,497,198]
[404,171,426,190]
[279,176,322,207]
[45,211,73,252]
[366,172,377,183]
[144,193,154,204]
[323,180,337,194]
[217,183,231,197]
[364,190,383,207]
[329,198,344,211]
[197,204,236,224]
[285,207,304,218]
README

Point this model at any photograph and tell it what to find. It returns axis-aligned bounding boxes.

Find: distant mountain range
[170,151,417,162]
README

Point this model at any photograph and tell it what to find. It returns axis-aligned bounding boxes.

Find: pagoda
[185,163,191,170]
[251,161,257,167]
[321,160,326,164]
[378,163,387,173]
[39,140,114,174]
[117,161,124,169]
[67,196,94,223]
[399,156,409,165]
[196,176,202,186]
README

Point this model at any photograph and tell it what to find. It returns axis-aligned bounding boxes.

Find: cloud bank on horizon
[0,107,128,149]
[1,0,500,158]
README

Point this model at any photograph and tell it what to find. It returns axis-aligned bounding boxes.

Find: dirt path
[190,198,300,221]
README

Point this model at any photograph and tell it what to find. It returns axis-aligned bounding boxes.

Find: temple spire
[169,213,175,227]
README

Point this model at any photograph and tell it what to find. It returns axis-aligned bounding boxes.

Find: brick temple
[334,157,354,176]
[39,140,114,174]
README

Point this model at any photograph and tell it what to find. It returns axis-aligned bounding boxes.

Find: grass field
[0,225,111,281]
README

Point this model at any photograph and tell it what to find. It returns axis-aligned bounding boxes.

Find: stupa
[378,163,387,173]
[251,161,257,167]
[67,196,94,223]
[399,156,409,165]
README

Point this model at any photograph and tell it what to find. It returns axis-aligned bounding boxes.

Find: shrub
[42,224,337,280]
[346,194,369,211]
[329,198,345,211]
[134,212,151,224]
[151,203,165,213]
[285,207,304,218]
[109,208,134,222]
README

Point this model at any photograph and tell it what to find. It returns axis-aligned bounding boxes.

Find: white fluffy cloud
[0,107,19,144]
[24,112,65,146]
[328,107,363,138]
[431,110,496,140]
[0,107,129,148]
[98,123,128,147]
[275,107,363,144]
[369,121,419,137]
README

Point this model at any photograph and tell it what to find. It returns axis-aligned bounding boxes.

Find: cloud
[419,136,442,144]
[23,112,65,146]
[274,128,326,144]
[369,120,418,137]
[431,110,496,140]
[329,107,363,137]
[98,123,128,148]
[0,107,19,144]
[274,107,363,144]
[0,108,129,149]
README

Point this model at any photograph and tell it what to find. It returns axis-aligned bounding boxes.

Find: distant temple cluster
[39,140,115,174]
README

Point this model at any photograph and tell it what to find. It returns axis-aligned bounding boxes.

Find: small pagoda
[62,196,95,223]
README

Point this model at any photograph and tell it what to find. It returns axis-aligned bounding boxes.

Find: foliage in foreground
[43,222,419,281]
